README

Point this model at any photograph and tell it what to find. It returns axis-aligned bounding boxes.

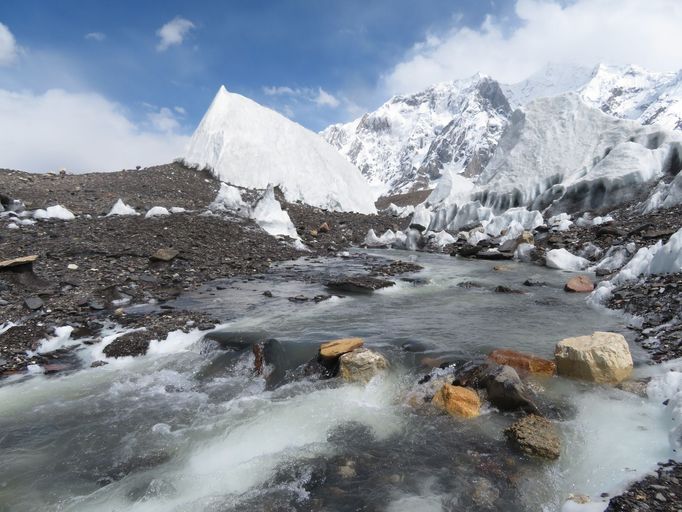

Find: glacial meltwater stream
[0,250,676,511]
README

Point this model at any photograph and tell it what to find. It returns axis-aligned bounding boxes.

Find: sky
[1,0,682,173]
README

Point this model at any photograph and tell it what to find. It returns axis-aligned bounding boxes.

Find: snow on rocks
[106,199,138,217]
[144,206,170,218]
[184,86,376,214]
[364,229,397,248]
[545,248,589,271]
[33,205,75,221]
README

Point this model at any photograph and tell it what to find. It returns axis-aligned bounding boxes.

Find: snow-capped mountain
[321,75,511,197]
[506,63,682,131]
[184,86,376,214]
[325,63,682,200]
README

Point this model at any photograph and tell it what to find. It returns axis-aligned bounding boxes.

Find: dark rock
[493,285,524,294]
[455,244,482,258]
[523,279,547,287]
[24,296,44,310]
[325,276,395,293]
[476,249,514,260]
[102,331,151,358]
[484,365,538,413]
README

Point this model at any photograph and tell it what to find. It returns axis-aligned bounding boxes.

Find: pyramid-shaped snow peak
[184,86,376,214]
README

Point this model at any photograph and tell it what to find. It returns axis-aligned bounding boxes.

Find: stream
[0,250,675,511]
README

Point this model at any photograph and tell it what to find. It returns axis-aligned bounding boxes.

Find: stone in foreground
[505,414,561,460]
[339,348,388,384]
[319,337,364,360]
[431,383,481,418]
[554,331,633,384]
[564,275,595,293]
[488,349,556,376]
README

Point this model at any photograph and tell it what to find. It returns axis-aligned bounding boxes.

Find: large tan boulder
[432,383,480,418]
[488,349,556,376]
[319,337,364,360]
[339,348,388,383]
[554,331,633,384]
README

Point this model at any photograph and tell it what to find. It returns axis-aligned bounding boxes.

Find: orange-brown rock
[318,222,330,233]
[564,275,595,293]
[319,337,364,360]
[431,384,480,418]
[488,349,556,376]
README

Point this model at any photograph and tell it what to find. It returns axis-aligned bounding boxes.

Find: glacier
[184,86,376,214]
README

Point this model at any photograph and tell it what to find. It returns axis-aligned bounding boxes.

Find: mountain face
[321,75,512,197]
[324,64,682,199]
[184,86,376,214]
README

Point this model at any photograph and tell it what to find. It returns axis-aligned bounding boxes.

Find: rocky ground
[0,162,404,375]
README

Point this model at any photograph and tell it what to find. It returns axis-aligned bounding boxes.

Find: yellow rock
[431,384,480,418]
[554,331,633,384]
[319,337,364,359]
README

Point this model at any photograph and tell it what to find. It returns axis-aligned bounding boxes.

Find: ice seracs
[184,86,376,214]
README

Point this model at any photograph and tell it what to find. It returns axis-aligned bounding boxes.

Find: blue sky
[0,0,680,172]
[0,0,502,132]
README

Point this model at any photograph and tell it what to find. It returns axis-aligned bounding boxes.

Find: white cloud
[147,106,181,133]
[0,22,18,66]
[156,16,195,51]
[85,32,106,42]
[262,85,340,109]
[383,0,682,94]
[314,88,340,108]
[173,106,186,115]
[0,88,189,172]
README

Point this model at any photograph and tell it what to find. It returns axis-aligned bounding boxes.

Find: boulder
[564,275,595,293]
[319,337,364,360]
[505,414,561,460]
[318,222,330,233]
[484,365,538,413]
[431,383,481,418]
[554,332,633,384]
[339,348,388,384]
[488,349,556,376]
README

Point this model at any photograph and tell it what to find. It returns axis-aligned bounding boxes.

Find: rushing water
[0,250,674,512]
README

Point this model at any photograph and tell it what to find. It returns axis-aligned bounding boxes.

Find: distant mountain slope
[321,75,511,197]
[184,86,376,214]
[324,64,682,199]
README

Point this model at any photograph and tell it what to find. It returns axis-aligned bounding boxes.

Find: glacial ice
[33,205,75,221]
[185,86,376,214]
[545,248,589,271]
[106,199,138,217]
[145,206,170,218]
[251,185,301,242]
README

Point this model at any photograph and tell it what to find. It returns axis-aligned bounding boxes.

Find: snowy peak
[322,75,511,197]
[184,86,376,214]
